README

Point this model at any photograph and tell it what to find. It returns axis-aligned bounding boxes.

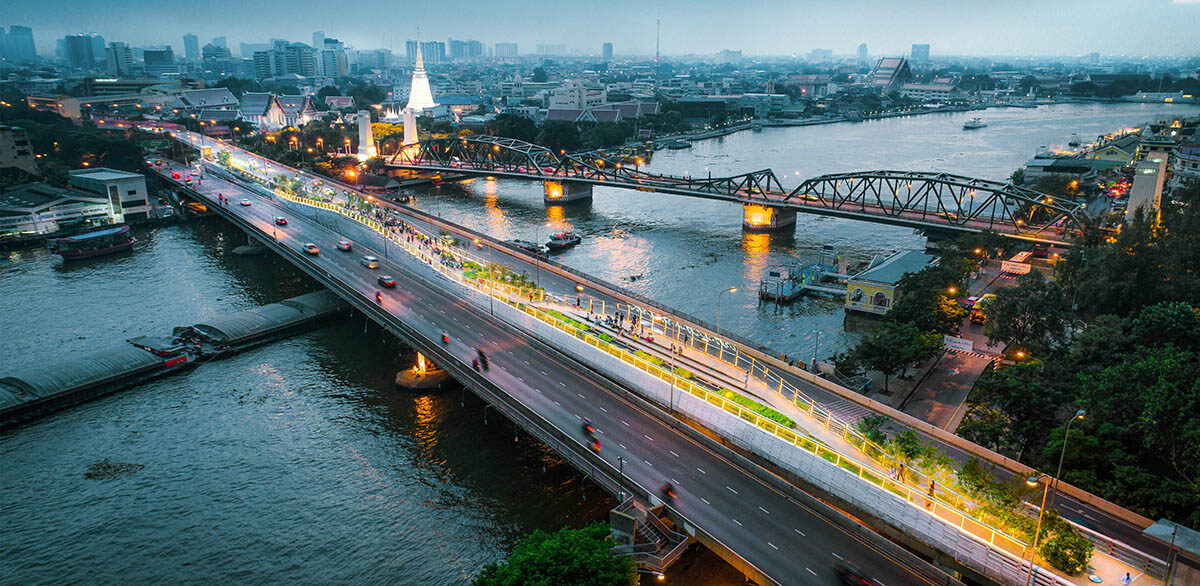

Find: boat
[1068,133,1081,147]
[48,225,136,260]
[962,117,987,130]
[665,139,692,150]
[546,231,581,250]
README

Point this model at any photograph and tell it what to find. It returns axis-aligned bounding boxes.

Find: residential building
[320,38,348,77]
[899,82,957,102]
[1135,135,1177,162]
[548,82,606,110]
[857,43,869,67]
[1169,143,1200,190]
[69,168,151,222]
[357,49,390,71]
[911,43,930,64]
[283,43,316,77]
[211,36,226,49]
[0,125,37,175]
[1090,134,1140,164]
[495,43,518,59]
[6,26,38,62]
[0,182,116,238]
[536,44,568,55]
[183,34,199,62]
[143,48,177,78]
[602,42,613,61]
[406,41,446,64]
[201,43,234,78]
[105,42,134,77]
[845,250,939,315]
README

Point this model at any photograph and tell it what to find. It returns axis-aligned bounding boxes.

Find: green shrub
[634,350,665,366]
[672,367,693,379]
[1037,511,1093,575]
[717,388,795,428]
[597,333,615,343]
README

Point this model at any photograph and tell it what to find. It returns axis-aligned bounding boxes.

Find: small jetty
[0,291,348,428]
[759,246,850,302]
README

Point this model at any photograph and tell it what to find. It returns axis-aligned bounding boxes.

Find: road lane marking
[558,382,566,387]
[621,420,630,427]
[523,360,530,365]
[643,434,653,441]
[794,529,806,537]
[541,370,548,375]
[733,518,743,527]
[768,542,778,550]
[553,400,560,406]
[831,552,843,561]
[578,393,586,399]
[619,443,627,450]
[599,407,607,413]
[758,506,770,515]
[806,568,817,576]
[697,467,706,474]
[643,460,653,467]
[700,497,710,505]
[726,486,738,495]
[669,451,680,458]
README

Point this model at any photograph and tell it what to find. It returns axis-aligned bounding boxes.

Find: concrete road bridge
[141,128,1172,586]
[387,135,1086,246]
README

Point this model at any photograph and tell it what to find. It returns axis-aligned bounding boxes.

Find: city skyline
[5,0,1200,59]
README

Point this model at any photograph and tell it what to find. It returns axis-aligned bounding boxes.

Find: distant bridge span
[388,136,1085,245]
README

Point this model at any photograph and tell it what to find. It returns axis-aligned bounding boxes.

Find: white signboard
[943,335,974,353]
[1001,260,1033,275]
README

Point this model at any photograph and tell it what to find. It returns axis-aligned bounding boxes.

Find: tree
[1036,511,1094,575]
[347,83,387,108]
[531,67,548,83]
[984,271,1070,353]
[315,85,342,111]
[958,363,1064,458]
[535,121,581,153]
[855,322,941,393]
[473,523,635,586]
[483,114,538,143]
[214,77,263,98]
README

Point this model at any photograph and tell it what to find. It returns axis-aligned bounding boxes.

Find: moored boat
[48,225,136,260]
[962,117,988,130]
[546,231,581,250]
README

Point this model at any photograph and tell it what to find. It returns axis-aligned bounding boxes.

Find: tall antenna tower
[654,19,661,96]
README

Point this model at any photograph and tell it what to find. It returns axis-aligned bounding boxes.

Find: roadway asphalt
[158,159,939,586]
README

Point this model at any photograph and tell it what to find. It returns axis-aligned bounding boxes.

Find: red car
[275,217,288,226]
[377,275,397,288]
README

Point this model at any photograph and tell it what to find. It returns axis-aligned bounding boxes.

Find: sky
[6,0,1200,59]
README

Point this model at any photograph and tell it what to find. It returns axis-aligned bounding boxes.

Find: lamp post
[716,286,737,338]
[533,222,550,289]
[1048,409,1086,510]
[810,329,820,373]
[1026,474,1051,586]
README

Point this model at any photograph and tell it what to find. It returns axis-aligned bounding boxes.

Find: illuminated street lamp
[1048,409,1086,510]
[1025,474,1051,586]
[716,286,737,338]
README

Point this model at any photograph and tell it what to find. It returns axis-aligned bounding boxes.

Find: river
[1,102,1195,584]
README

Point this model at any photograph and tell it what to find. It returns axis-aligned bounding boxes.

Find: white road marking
[726,486,738,495]
[553,400,561,406]
[619,443,627,450]
[643,434,653,441]
[700,497,710,505]
[669,451,680,458]
[831,552,844,561]
[621,420,630,427]
[806,568,817,576]
[535,388,542,393]
[697,467,706,474]
[558,382,566,387]
[759,506,770,515]
[733,518,743,527]
[794,529,806,537]
[599,407,608,413]
[523,360,530,365]
[768,542,779,550]
[541,370,548,375]
[578,393,586,399]
[643,460,653,467]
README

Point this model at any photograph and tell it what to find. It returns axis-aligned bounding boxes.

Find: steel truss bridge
[389,135,1086,245]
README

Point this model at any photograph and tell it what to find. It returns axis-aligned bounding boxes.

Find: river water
[1,102,1195,584]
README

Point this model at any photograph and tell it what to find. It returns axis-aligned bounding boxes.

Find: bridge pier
[742,204,796,233]
[544,180,593,204]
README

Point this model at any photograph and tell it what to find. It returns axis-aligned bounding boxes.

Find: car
[835,562,871,586]
[360,256,379,269]
[377,275,397,288]
[275,217,288,226]
[303,243,319,255]
[336,240,353,252]
[240,199,252,206]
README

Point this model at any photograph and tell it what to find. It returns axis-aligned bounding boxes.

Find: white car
[240,199,252,206]
[360,256,379,269]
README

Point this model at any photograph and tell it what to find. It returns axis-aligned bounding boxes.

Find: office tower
[143,48,177,77]
[494,42,518,59]
[63,34,102,69]
[602,42,613,60]
[105,42,133,76]
[183,33,199,61]
[857,43,868,66]
[312,31,325,51]
[911,43,930,63]
[202,43,234,77]
[212,36,227,49]
[7,26,36,62]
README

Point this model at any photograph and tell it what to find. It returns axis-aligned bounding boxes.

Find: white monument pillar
[357,110,376,158]
[403,107,418,146]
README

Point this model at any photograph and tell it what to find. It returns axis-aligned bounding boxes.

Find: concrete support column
[742,204,796,233]
[544,180,593,204]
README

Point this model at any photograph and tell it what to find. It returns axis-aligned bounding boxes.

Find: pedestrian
[1121,573,1131,586]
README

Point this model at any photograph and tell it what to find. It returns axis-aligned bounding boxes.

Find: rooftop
[70,168,143,182]
[851,250,938,286]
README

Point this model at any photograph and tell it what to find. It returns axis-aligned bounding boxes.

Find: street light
[1048,409,1086,510]
[1025,474,1051,586]
[716,286,737,338]
[533,222,551,289]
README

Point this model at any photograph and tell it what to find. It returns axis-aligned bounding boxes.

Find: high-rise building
[239,43,270,58]
[448,39,467,60]
[494,42,518,59]
[212,36,227,49]
[857,43,869,66]
[284,42,316,77]
[6,26,37,62]
[807,48,833,63]
[143,48,177,77]
[911,43,930,63]
[536,44,567,55]
[183,34,199,62]
[321,38,347,77]
[406,40,445,64]
[201,43,234,77]
[602,42,613,60]
[312,31,325,52]
[0,29,7,61]
[63,34,103,69]
[105,42,134,76]
[357,49,390,71]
